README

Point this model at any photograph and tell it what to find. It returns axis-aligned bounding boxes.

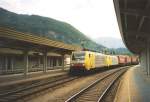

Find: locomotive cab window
[72,52,85,61]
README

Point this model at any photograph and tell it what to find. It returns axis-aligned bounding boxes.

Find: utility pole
[80,39,85,50]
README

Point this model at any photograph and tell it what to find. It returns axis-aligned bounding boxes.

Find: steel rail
[0,75,79,102]
[65,68,127,102]
[97,69,127,102]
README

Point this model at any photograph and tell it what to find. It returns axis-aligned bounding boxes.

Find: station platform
[114,65,150,102]
[0,67,69,87]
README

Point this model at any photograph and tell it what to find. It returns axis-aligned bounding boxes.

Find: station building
[0,27,81,75]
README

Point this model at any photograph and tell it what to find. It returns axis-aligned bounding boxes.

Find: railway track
[65,68,127,102]
[0,74,79,102]
[0,66,129,102]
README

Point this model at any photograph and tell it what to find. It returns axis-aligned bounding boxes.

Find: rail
[0,75,79,102]
[65,67,128,102]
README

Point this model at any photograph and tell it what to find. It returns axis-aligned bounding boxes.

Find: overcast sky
[0,0,121,39]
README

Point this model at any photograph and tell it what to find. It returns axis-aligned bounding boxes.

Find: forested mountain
[0,7,105,51]
[109,48,133,56]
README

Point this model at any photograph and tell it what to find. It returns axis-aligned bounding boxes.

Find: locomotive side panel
[111,56,119,65]
[105,55,112,67]
[95,53,106,68]
[84,52,95,70]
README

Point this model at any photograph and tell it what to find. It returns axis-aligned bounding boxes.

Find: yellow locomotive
[70,51,118,72]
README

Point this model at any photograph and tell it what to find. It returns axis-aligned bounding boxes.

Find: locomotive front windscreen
[72,52,85,61]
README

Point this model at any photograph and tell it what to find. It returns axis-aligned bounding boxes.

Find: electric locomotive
[70,51,112,72]
[70,51,139,73]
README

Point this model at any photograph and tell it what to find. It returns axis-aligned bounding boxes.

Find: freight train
[70,51,138,72]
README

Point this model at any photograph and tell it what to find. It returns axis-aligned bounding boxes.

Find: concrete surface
[0,68,69,87]
[114,65,150,102]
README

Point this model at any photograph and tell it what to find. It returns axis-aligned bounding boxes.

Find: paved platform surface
[114,65,150,102]
[0,68,69,87]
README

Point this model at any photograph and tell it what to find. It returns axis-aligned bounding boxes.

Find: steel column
[147,40,150,75]
[24,51,29,76]
[62,54,65,70]
[5,56,8,72]
[144,49,147,72]
[51,58,53,67]
[43,52,47,73]
[11,56,14,71]
[56,58,59,67]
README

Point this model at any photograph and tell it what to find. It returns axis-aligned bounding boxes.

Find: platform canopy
[114,0,150,54]
[0,27,82,54]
